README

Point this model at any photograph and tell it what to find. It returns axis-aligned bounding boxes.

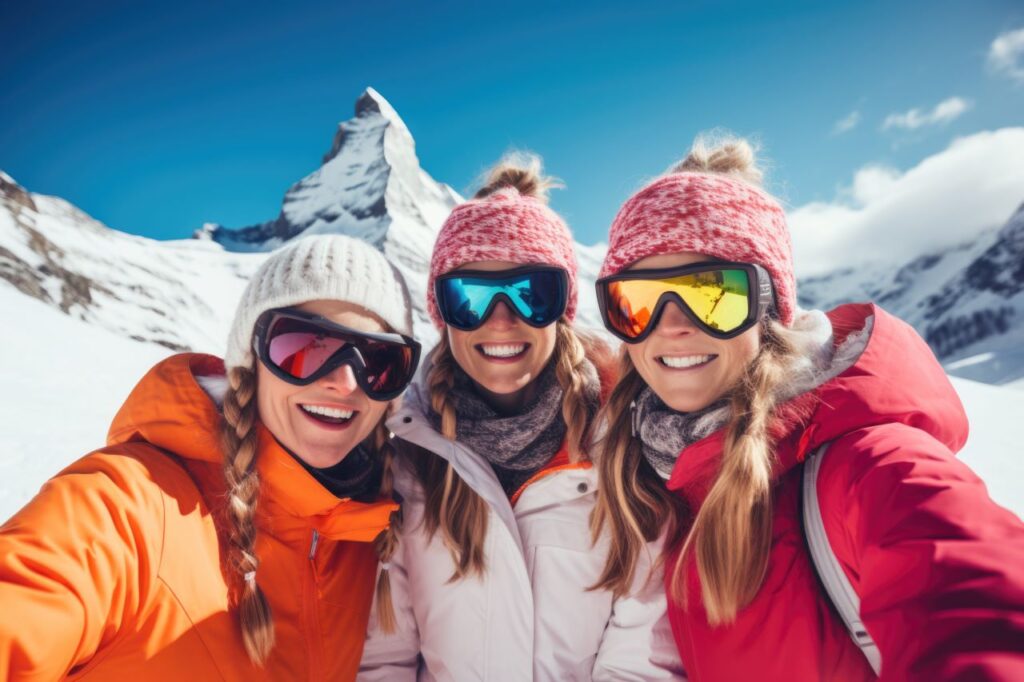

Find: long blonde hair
[414,152,605,579]
[592,136,802,624]
[219,363,402,664]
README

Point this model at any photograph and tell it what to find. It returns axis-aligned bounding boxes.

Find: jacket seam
[151,576,229,681]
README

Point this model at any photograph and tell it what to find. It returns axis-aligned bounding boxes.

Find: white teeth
[480,343,527,358]
[301,405,354,419]
[659,355,714,369]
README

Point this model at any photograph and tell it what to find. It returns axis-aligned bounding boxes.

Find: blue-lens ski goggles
[434,266,569,331]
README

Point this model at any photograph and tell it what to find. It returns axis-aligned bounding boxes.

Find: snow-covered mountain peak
[196,88,461,338]
[321,87,412,165]
[356,86,405,121]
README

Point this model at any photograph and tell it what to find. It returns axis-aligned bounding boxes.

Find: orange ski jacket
[0,353,397,681]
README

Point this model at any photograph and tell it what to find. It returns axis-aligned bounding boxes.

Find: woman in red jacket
[591,137,1024,680]
[0,234,420,681]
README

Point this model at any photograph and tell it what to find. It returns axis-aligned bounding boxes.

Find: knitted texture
[599,172,796,325]
[225,234,414,371]
[426,187,579,329]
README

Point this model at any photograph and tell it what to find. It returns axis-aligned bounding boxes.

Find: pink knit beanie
[427,187,579,329]
[599,172,796,325]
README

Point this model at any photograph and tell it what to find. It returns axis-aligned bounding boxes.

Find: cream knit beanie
[224,234,414,371]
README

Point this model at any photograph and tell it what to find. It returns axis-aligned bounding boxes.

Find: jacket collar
[107,353,396,543]
[388,378,526,553]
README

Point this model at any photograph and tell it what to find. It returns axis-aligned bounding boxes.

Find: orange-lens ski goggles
[595,261,775,342]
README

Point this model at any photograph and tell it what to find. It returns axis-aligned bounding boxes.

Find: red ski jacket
[664,303,1024,681]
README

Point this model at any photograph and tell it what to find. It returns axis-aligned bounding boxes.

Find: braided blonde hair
[371,413,402,633]
[220,365,275,665]
[220,363,403,662]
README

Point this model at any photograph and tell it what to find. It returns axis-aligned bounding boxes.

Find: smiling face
[446,260,559,413]
[625,252,762,413]
[256,299,391,468]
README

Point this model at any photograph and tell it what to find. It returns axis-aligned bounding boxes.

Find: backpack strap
[802,442,882,676]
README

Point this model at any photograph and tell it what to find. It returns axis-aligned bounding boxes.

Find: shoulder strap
[802,443,882,676]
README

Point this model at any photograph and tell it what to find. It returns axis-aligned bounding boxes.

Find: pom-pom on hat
[599,171,796,325]
[426,185,579,329]
[225,234,414,371]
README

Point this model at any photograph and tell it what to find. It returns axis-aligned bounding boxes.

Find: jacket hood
[108,353,227,464]
[796,303,968,454]
[107,353,397,541]
[667,303,969,499]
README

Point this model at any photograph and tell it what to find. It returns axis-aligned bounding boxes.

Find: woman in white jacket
[359,156,683,681]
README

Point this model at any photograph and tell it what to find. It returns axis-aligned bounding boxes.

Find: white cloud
[832,110,861,135]
[845,164,901,205]
[788,127,1024,276]
[882,96,972,131]
[988,27,1024,83]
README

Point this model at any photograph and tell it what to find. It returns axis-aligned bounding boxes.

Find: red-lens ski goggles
[253,308,421,401]
[595,261,775,343]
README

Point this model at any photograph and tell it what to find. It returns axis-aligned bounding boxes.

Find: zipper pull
[630,399,640,438]
[308,529,320,560]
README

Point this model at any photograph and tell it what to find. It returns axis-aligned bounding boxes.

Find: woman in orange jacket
[0,234,422,681]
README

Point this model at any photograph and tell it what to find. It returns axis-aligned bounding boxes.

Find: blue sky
[2,0,1022,246]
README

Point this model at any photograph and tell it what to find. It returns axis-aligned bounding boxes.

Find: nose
[653,299,697,336]
[317,362,361,395]
[483,300,518,330]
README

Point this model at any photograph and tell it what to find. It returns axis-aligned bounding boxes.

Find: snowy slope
[951,376,1024,518]
[0,288,172,520]
[0,172,262,354]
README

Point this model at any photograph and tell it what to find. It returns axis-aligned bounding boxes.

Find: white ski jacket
[358,380,685,682]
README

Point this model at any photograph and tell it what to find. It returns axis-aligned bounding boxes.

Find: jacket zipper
[305,529,323,681]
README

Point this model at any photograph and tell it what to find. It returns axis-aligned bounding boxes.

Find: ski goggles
[434,266,569,331]
[595,261,775,342]
[252,307,421,400]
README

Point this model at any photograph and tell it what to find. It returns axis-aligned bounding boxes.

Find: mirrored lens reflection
[606,269,750,337]
[268,320,347,379]
[266,317,415,395]
[440,270,564,327]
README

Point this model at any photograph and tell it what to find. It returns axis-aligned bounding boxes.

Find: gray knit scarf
[636,310,870,481]
[430,359,601,496]
[635,389,730,480]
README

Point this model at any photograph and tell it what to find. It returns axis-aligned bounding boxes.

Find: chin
[659,390,718,414]
[488,379,528,395]
[476,371,527,394]
[293,432,358,465]
[305,444,353,468]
